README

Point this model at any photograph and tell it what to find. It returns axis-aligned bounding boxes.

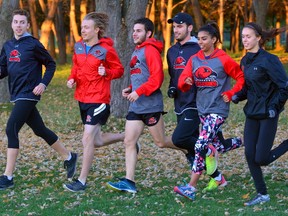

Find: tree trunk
[28,0,38,39]
[146,0,156,23]
[95,0,148,117]
[284,0,288,52]
[80,0,87,21]
[39,0,59,49]
[275,18,281,50]
[163,0,173,69]
[55,0,67,64]
[70,0,81,46]
[217,0,224,49]
[0,0,19,103]
[191,0,204,30]
[48,30,56,58]
[253,0,269,29]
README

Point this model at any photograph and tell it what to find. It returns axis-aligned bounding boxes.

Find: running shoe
[107,178,137,193]
[0,175,14,190]
[63,179,87,192]
[244,193,270,206]
[174,184,196,201]
[185,153,194,170]
[205,144,218,175]
[136,141,141,154]
[64,152,78,179]
[203,175,227,192]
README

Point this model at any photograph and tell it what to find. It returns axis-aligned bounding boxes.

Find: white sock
[78,179,86,185]
[214,174,222,181]
[66,152,72,161]
[188,184,197,192]
[206,148,212,156]
[6,175,13,180]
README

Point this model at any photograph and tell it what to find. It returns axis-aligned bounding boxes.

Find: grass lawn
[0,59,287,216]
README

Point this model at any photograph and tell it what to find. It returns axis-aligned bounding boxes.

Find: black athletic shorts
[126,111,163,127]
[79,102,110,125]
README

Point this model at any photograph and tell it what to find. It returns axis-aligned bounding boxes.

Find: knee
[124,138,136,148]
[255,156,269,166]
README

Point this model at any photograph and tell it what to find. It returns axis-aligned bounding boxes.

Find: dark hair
[244,22,286,47]
[84,12,109,39]
[134,18,154,37]
[12,9,30,23]
[198,21,222,47]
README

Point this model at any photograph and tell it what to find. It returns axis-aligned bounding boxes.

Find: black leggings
[172,109,199,155]
[244,116,288,194]
[6,100,58,149]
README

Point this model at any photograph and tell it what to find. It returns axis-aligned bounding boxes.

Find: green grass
[0,60,287,215]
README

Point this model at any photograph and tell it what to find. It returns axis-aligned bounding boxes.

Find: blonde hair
[84,12,109,39]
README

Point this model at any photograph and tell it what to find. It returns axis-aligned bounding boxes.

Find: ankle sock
[78,179,86,185]
[5,175,13,180]
[214,174,222,181]
[66,152,72,161]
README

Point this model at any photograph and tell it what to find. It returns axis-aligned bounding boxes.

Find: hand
[33,83,46,95]
[122,87,132,98]
[231,95,239,104]
[98,63,106,76]
[127,91,139,102]
[184,77,193,85]
[269,109,276,118]
[67,79,75,88]
[167,87,177,98]
[222,94,230,102]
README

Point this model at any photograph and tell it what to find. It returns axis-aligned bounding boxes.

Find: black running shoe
[0,175,14,190]
[63,179,87,192]
[64,152,78,179]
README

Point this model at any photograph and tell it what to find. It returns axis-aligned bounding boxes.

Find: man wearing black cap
[167,12,200,169]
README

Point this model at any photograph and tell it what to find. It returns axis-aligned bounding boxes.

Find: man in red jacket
[63,12,126,192]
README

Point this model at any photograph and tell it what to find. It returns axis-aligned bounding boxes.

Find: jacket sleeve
[167,49,174,89]
[34,40,56,87]
[0,47,8,79]
[222,56,245,101]
[178,56,194,92]
[104,47,124,80]
[265,55,288,112]
[135,45,164,96]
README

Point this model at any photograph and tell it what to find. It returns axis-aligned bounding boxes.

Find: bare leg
[94,132,125,147]
[51,139,70,160]
[124,120,144,181]
[189,172,201,188]
[4,148,19,176]
[148,115,187,153]
[78,124,101,183]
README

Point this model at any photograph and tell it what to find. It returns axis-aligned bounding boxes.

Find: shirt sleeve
[104,47,124,80]
[222,56,245,101]
[178,56,194,92]
[34,40,56,87]
[135,45,164,96]
[0,47,8,79]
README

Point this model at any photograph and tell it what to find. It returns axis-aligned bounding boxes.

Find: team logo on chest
[9,49,21,62]
[130,55,141,75]
[194,66,218,87]
[174,56,186,69]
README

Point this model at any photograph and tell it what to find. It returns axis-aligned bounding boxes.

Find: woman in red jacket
[174,21,244,200]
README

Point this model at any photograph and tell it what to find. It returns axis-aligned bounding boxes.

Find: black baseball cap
[167,12,193,25]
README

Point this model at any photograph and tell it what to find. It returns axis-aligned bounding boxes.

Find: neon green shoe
[205,144,218,175]
[203,175,227,192]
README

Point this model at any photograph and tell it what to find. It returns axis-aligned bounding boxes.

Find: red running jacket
[68,37,124,104]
